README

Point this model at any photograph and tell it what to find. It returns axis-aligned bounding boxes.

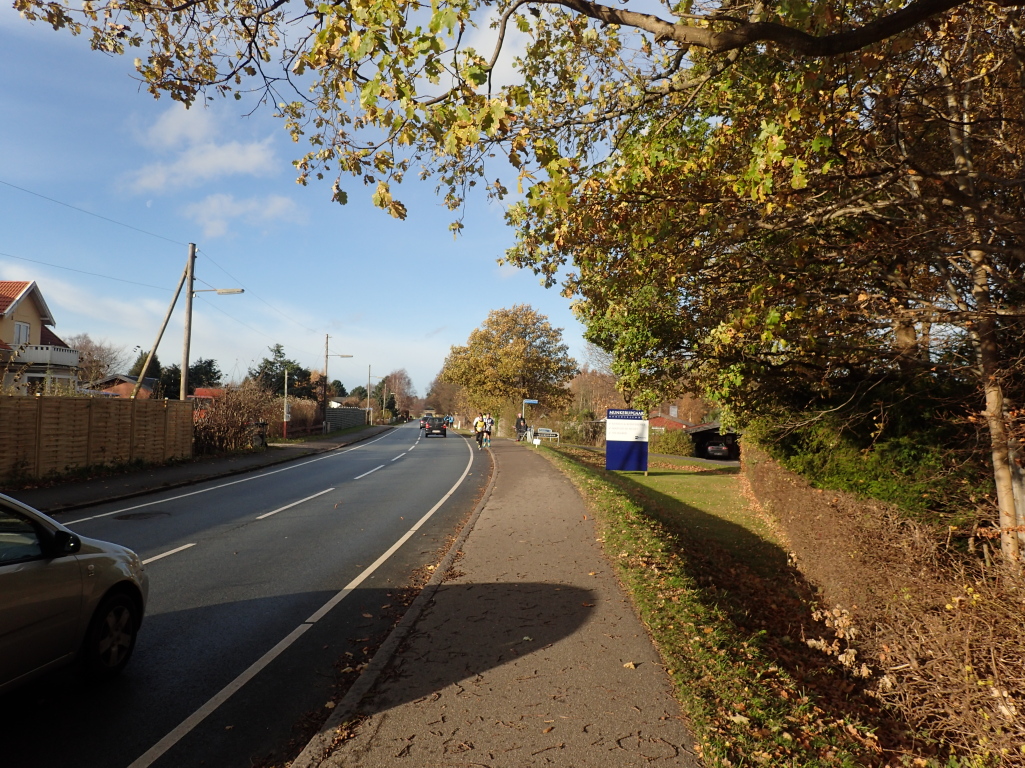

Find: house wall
[0,298,44,346]
[0,396,193,481]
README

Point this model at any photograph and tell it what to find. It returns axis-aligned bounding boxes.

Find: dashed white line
[354,465,385,479]
[142,543,196,565]
[65,431,394,525]
[126,435,476,768]
[256,488,335,520]
[391,453,406,462]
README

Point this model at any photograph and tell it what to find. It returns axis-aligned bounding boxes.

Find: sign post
[522,399,538,443]
[605,409,649,473]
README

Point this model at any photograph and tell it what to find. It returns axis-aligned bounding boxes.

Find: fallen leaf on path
[542,727,554,733]
[623,661,638,669]
[362,613,373,618]
[582,603,595,607]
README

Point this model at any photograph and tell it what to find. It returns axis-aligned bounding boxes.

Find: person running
[473,413,486,449]
[483,413,493,449]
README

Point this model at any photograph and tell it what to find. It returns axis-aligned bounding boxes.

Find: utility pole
[131,243,240,400]
[180,243,196,401]
[322,334,352,431]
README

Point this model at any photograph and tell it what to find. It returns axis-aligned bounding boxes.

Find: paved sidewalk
[299,439,701,768]
[7,426,392,514]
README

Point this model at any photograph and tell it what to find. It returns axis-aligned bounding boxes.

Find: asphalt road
[0,422,489,768]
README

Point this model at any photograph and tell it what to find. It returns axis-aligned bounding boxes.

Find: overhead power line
[2,177,326,351]
[0,249,172,292]
[0,178,187,246]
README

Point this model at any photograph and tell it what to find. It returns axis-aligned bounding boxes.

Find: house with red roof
[0,281,80,394]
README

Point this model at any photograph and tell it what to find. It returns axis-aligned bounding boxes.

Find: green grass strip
[538,446,898,768]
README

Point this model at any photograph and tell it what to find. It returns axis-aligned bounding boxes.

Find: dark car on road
[424,416,447,437]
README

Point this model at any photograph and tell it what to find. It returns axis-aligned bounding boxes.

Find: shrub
[194,381,275,454]
[649,428,694,456]
[266,396,318,437]
[746,411,990,527]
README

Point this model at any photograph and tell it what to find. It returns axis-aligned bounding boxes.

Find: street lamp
[323,334,353,432]
[368,369,386,425]
[283,368,294,439]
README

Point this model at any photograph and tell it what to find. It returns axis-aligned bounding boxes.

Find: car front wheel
[83,592,140,679]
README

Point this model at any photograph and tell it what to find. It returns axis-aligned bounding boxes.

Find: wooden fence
[0,396,194,482]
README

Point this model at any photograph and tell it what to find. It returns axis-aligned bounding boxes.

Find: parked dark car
[705,441,730,459]
[424,416,447,437]
[0,493,149,694]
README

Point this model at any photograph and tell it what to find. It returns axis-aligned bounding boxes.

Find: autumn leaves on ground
[542,446,1013,768]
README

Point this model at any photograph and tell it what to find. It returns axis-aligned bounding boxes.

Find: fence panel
[0,396,194,482]
[0,398,39,479]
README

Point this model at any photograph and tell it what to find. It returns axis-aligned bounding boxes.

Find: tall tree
[65,333,130,386]
[383,369,416,414]
[128,349,161,382]
[442,305,577,414]
[349,385,368,404]
[248,344,314,398]
[14,0,1001,221]
[160,358,224,399]
[425,376,466,417]
[505,6,1025,561]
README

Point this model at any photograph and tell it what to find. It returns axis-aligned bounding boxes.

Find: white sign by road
[606,419,649,442]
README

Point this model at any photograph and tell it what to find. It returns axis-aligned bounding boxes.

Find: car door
[0,506,84,689]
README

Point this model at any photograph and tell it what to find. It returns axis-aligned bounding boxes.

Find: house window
[13,322,30,346]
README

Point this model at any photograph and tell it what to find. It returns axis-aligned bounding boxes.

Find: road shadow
[0,583,593,768]
[354,581,596,715]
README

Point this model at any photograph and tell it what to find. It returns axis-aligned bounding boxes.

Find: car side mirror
[52,529,81,555]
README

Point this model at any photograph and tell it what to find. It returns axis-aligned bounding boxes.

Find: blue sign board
[605,409,649,472]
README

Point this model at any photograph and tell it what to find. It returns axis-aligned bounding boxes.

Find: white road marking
[255,488,335,520]
[65,432,394,525]
[391,453,406,462]
[142,543,196,565]
[126,624,312,768]
[126,435,475,768]
[354,465,385,479]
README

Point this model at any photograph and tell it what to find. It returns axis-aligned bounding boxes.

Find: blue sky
[0,6,586,396]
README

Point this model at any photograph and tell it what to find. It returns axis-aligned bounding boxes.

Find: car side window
[0,507,44,564]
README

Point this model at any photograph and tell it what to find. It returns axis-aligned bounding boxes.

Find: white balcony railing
[11,345,80,368]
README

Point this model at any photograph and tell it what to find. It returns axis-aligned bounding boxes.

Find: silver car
[0,492,148,694]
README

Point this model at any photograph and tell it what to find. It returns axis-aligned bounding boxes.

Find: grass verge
[539,445,929,768]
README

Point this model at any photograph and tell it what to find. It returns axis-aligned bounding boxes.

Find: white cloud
[140,104,217,150]
[123,104,278,193]
[183,193,303,238]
